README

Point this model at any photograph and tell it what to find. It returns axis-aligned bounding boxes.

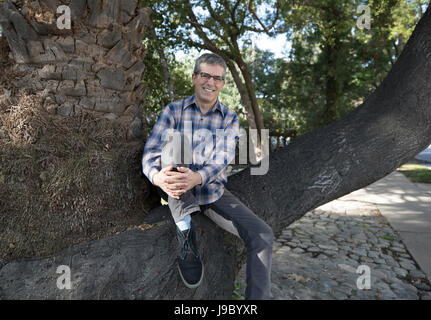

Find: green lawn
[397,163,431,183]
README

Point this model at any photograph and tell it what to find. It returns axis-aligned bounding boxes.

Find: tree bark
[1,2,431,300]
[0,0,150,139]
[0,0,158,261]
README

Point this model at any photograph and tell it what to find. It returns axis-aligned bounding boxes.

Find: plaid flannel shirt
[142,94,240,205]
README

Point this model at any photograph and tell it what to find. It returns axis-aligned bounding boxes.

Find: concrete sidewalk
[347,171,431,280]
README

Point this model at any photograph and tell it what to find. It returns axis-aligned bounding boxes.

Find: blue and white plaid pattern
[142,94,240,205]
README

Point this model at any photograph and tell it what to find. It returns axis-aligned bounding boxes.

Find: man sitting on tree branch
[142,53,274,300]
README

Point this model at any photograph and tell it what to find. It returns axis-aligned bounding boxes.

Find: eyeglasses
[196,72,225,83]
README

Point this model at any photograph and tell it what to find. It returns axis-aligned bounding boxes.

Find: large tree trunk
[1,2,431,300]
[0,0,159,261]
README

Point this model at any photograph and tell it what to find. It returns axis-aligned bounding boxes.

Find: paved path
[359,171,431,280]
[233,171,431,300]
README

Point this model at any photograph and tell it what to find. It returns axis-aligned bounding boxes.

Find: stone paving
[233,194,431,300]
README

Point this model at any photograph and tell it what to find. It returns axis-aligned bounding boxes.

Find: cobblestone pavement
[233,195,431,300]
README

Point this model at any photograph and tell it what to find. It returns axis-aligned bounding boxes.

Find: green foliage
[141,0,427,136]
[141,43,170,120]
[219,70,243,123]
[243,47,295,133]
[141,0,285,130]
[274,0,426,135]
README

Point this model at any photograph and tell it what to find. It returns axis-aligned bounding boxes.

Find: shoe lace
[180,231,198,259]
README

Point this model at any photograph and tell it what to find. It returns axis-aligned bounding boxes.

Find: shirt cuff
[197,168,210,187]
[149,168,160,185]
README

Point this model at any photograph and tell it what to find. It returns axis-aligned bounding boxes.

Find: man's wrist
[196,169,208,187]
[152,171,160,186]
[193,172,202,186]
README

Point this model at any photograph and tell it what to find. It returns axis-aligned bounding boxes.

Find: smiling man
[142,53,274,300]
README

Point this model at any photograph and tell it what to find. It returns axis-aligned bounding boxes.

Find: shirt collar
[184,94,225,118]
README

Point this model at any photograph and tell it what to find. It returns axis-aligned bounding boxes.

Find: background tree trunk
[1,1,431,300]
[148,24,177,102]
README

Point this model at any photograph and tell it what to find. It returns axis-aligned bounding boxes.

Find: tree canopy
[143,0,426,137]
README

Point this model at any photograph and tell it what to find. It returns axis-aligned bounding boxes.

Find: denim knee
[247,222,274,250]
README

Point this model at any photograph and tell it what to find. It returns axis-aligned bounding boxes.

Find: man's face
[192,63,225,107]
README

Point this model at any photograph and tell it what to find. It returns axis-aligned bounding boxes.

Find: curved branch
[184,17,225,44]
[246,0,281,34]
[185,4,236,61]
[202,0,238,45]
[227,4,431,233]
[221,0,241,35]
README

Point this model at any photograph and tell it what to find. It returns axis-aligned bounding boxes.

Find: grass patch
[380,235,395,241]
[397,163,431,183]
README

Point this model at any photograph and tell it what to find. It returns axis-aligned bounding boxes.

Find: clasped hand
[153,166,202,200]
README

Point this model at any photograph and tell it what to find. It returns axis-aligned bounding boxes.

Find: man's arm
[142,105,175,185]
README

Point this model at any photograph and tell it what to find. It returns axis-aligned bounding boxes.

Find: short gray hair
[193,53,227,78]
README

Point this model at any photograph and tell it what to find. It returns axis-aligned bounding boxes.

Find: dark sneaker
[176,222,204,288]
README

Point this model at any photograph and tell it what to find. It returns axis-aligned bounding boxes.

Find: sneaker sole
[178,264,204,289]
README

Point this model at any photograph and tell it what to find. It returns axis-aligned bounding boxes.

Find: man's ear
[191,73,197,86]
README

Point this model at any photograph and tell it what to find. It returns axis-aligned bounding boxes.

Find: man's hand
[173,166,202,192]
[153,166,184,199]
[153,166,202,200]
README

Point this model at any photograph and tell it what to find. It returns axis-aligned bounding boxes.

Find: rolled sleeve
[148,167,160,185]
[197,166,211,186]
